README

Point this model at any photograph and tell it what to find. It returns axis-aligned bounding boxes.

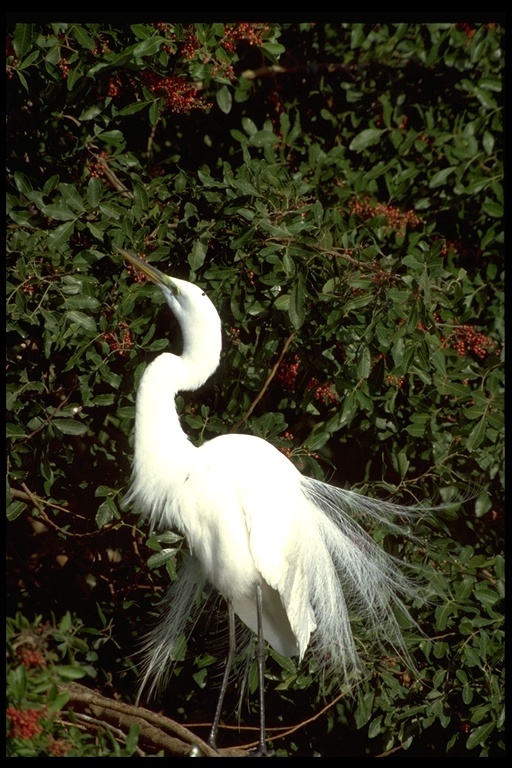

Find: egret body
[121,250,426,754]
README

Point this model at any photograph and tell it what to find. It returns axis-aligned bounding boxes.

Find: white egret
[120,249,429,755]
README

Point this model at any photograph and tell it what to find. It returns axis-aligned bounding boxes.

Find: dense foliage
[7,21,504,757]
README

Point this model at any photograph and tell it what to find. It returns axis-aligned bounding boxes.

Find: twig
[96,155,133,197]
[225,688,350,750]
[146,121,158,157]
[10,484,116,537]
[12,391,73,449]
[230,331,295,433]
[71,712,147,756]
[241,62,356,81]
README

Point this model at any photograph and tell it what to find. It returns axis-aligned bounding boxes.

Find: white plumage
[120,250,426,753]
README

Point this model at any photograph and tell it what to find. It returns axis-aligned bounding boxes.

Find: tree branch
[230,330,295,433]
[60,682,250,757]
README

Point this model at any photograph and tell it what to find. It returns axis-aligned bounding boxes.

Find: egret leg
[208,600,236,750]
[251,581,274,757]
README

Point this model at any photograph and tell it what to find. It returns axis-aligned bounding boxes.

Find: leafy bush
[7,21,504,756]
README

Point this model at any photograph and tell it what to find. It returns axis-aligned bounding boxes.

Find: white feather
[122,252,431,709]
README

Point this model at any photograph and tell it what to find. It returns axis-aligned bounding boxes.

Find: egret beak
[118,248,178,294]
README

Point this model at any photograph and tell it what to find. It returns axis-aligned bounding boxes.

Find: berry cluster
[456,23,477,42]
[432,235,483,263]
[6,706,47,740]
[221,22,270,52]
[335,341,347,361]
[57,58,69,79]
[278,430,319,465]
[92,35,111,56]
[370,264,396,287]
[46,738,72,756]
[126,258,151,284]
[307,377,340,405]
[6,35,17,78]
[87,150,108,179]
[417,317,499,361]
[276,354,300,393]
[107,74,122,98]
[349,196,424,238]
[386,374,405,388]
[279,430,296,459]
[103,321,133,356]
[180,30,203,61]
[22,282,36,296]
[17,646,47,669]
[141,71,210,113]
[277,355,340,405]
[442,324,498,360]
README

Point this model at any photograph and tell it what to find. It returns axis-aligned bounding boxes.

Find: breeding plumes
[120,249,430,755]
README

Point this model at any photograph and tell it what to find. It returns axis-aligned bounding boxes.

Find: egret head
[119,248,222,389]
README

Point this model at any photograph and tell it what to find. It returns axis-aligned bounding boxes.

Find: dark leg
[251,582,274,757]
[208,600,236,750]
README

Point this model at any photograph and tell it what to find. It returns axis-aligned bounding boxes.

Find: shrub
[7,21,504,756]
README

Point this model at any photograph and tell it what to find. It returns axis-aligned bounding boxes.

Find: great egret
[120,249,429,755]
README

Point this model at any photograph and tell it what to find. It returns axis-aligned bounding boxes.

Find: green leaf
[260,41,286,57]
[14,171,33,196]
[354,691,375,728]
[118,101,151,116]
[147,548,179,569]
[13,23,34,58]
[368,715,383,739]
[289,279,306,329]
[71,24,96,51]
[96,130,125,147]
[189,239,208,271]
[48,220,75,251]
[96,497,118,527]
[59,183,86,212]
[349,128,385,152]
[17,50,39,70]
[435,602,457,631]
[149,99,161,126]
[477,75,502,93]
[126,723,141,753]
[305,431,330,452]
[466,417,486,452]
[53,418,87,436]
[482,200,503,218]
[65,295,100,311]
[41,204,76,221]
[133,36,165,57]
[357,344,371,379]
[274,294,290,312]
[391,336,405,367]
[216,85,232,115]
[48,690,70,713]
[7,500,26,521]
[482,131,495,155]
[429,167,456,188]
[7,422,27,437]
[56,665,88,680]
[87,177,102,208]
[473,87,497,110]
[65,310,97,332]
[80,104,103,121]
[466,722,495,750]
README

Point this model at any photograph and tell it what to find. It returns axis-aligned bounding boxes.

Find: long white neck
[127,354,197,525]
[127,280,222,527]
